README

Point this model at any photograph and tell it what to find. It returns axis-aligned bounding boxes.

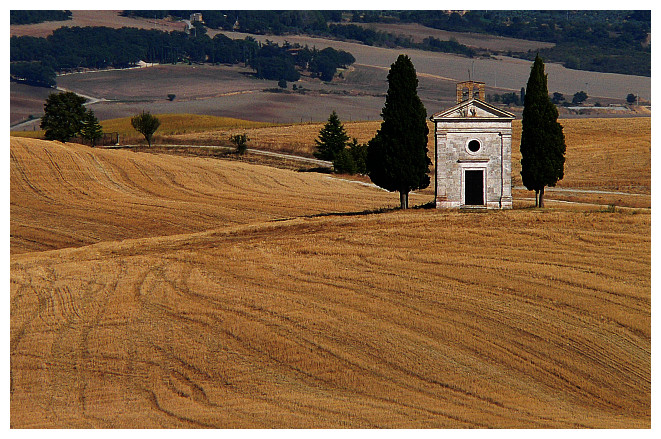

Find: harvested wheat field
[10,135,650,428]
[11,210,651,428]
[10,137,425,254]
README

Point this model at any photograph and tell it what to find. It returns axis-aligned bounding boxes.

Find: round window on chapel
[468,139,481,153]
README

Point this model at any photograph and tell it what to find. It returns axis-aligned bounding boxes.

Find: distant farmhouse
[430,81,515,209]
[183,13,204,34]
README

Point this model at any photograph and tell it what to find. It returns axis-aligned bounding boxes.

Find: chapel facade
[430,81,515,209]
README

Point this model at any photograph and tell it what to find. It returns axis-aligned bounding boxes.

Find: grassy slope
[100,114,277,138]
[19,115,649,197]
[171,116,652,202]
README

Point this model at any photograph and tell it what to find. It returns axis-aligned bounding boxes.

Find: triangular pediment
[431,99,515,121]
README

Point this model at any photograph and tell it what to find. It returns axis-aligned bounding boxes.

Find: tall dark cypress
[366,54,430,209]
[520,54,566,207]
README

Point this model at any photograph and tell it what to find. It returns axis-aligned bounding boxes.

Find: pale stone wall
[434,118,512,209]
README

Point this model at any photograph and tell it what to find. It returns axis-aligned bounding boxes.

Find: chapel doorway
[464,169,484,206]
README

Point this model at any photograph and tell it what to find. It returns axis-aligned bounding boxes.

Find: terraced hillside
[10,137,650,428]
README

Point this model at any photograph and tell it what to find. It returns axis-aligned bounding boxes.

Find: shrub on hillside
[333,139,368,175]
[333,148,357,174]
[130,111,160,147]
[230,133,249,155]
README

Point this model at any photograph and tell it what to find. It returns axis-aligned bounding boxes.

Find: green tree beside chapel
[79,109,104,147]
[333,138,368,175]
[520,55,566,208]
[314,110,350,161]
[366,54,430,209]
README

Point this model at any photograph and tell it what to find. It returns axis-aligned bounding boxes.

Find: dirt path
[10,86,109,130]
[115,144,333,168]
[513,186,650,197]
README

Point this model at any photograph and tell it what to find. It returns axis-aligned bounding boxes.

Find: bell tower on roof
[456,81,486,103]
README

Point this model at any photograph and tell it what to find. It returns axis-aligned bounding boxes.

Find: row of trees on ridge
[40,91,161,147]
[314,55,431,209]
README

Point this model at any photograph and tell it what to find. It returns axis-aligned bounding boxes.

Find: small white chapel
[430,81,515,209]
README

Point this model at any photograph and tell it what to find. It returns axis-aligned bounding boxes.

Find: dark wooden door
[464,170,484,206]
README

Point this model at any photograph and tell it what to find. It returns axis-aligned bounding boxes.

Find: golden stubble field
[10,116,650,428]
[10,137,425,255]
[10,208,651,428]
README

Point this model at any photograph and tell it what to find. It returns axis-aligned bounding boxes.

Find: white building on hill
[430,81,515,209]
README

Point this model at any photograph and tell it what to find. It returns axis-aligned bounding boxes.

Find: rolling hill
[10,137,425,255]
[10,135,650,428]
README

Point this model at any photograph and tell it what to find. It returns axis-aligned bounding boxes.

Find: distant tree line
[10,62,56,87]
[10,26,355,86]
[10,10,72,25]
[351,10,651,77]
[13,10,648,80]
[122,10,477,58]
[122,10,341,34]
[487,89,525,107]
[137,10,649,76]
[530,44,650,77]
[327,24,475,57]
[251,40,355,82]
[489,89,592,108]
[354,10,649,48]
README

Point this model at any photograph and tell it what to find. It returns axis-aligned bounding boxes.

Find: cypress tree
[366,54,430,209]
[314,110,349,161]
[520,54,566,207]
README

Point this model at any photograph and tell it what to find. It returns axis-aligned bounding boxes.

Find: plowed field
[10,136,650,428]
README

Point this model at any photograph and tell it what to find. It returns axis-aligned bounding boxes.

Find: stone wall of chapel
[435,119,512,209]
